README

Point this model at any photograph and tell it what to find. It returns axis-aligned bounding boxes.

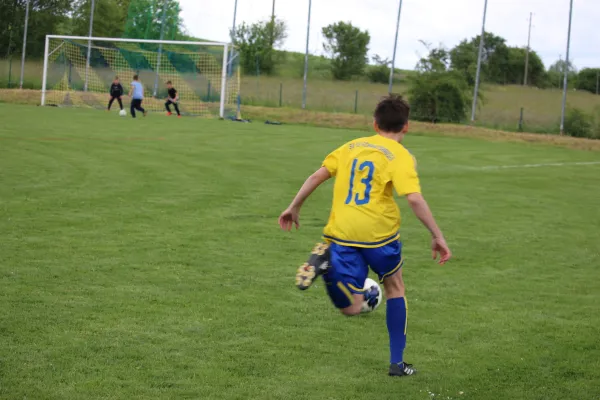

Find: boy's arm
[406,193,451,264]
[128,85,133,97]
[278,167,331,231]
[392,155,451,264]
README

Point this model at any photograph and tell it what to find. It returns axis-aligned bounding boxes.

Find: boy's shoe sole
[295,242,330,290]
[389,362,417,377]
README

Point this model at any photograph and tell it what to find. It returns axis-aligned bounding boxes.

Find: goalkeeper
[107,76,124,111]
[165,81,181,117]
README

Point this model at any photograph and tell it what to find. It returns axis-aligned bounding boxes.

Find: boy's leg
[383,271,415,376]
[139,100,146,116]
[108,96,115,110]
[117,97,123,110]
[363,241,415,376]
[323,243,369,316]
[130,100,137,118]
[173,102,181,116]
[165,100,172,113]
[295,242,331,290]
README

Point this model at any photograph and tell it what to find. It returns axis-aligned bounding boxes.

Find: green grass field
[1,104,600,400]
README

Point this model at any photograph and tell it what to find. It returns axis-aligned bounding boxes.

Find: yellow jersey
[321,134,421,248]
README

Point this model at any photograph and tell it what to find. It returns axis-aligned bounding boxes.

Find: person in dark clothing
[165,81,181,117]
[107,76,124,111]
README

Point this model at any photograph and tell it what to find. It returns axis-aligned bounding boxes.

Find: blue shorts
[322,241,403,309]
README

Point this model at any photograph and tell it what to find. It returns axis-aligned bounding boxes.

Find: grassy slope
[1,104,599,399]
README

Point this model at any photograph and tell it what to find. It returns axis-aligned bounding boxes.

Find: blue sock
[386,297,407,364]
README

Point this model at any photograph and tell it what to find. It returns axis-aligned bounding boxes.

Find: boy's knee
[383,271,405,299]
[340,301,363,316]
[340,308,360,317]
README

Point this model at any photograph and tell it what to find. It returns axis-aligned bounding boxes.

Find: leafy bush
[408,71,473,124]
[563,108,594,138]
[366,64,390,84]
[576,68,600,94]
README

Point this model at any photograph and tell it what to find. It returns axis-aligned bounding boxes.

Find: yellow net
[44,38,240,118]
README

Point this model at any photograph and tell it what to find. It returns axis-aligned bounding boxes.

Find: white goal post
[41,35,239,118]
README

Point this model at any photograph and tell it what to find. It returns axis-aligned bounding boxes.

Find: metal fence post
[8,56,13,88]
[279,82,283,107]
[518,108,524,132]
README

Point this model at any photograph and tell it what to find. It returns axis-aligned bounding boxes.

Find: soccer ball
[361,278,383,313]
[119,110,127,117]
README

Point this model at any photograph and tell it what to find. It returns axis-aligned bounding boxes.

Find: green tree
[122,0,184,41]
[232,18,287,75]
[416,41,449,72]
[576,68,600,94]
[547,59,578,89]
[72,0,127,38]
[450,32,510,85]
[502,47,546,86]
[322,21,370,80]
[0,0,72,58]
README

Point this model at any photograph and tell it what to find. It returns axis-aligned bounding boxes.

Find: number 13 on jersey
[345,158,375,206]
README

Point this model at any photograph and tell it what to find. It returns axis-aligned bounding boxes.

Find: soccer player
[165,81,181,117]
[278,95,451,377]
[107,76,124,111]
[128,74,146,118]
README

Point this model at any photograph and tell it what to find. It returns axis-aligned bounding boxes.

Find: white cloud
[179,0,599,70]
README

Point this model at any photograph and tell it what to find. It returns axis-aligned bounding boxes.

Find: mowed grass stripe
[0,104,599,400]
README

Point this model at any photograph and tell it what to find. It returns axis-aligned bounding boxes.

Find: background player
[278,95,451,377]
[129,75,146,118]
[107,76,124,112]
[165,81,181,117]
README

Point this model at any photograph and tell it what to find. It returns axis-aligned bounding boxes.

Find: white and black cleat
[389,362,417,377]
[295,242,331,290]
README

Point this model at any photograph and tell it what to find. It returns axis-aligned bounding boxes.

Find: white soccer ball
[361,277,383,313]
[119,110,127,117]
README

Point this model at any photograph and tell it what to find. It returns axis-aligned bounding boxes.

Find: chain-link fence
[2,56,600,134]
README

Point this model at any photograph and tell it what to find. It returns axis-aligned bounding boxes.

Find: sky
[179,0,599,70]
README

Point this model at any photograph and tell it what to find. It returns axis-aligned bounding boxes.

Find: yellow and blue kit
[320,134,421,308]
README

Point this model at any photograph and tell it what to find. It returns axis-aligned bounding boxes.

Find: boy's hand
[279,207,300,231]
[432,236,451,265]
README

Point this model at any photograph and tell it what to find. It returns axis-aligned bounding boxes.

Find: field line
[475,161,600,170]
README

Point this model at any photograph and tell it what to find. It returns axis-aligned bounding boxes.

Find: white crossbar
[46,35,229,47]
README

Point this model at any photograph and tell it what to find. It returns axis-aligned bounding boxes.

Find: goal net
[41,35,240,118]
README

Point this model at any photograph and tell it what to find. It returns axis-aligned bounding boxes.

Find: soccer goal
[41,35,240,118]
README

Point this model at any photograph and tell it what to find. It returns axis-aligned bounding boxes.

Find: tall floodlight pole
[153,0,168,96]
[559,0,574,135]
[84,0,95,92]
[388,0,403,94]
[470,0,488,123]
[270,0,276,48]
[228,0,238,76]
[523,12,533,86]
[301,0,312,109]
[19,0,30,89]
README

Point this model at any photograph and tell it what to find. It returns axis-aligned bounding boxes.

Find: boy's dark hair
[133,74,139,81]
[374,95,410,133]
[166,80,172,85]
[114,76,119,80]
